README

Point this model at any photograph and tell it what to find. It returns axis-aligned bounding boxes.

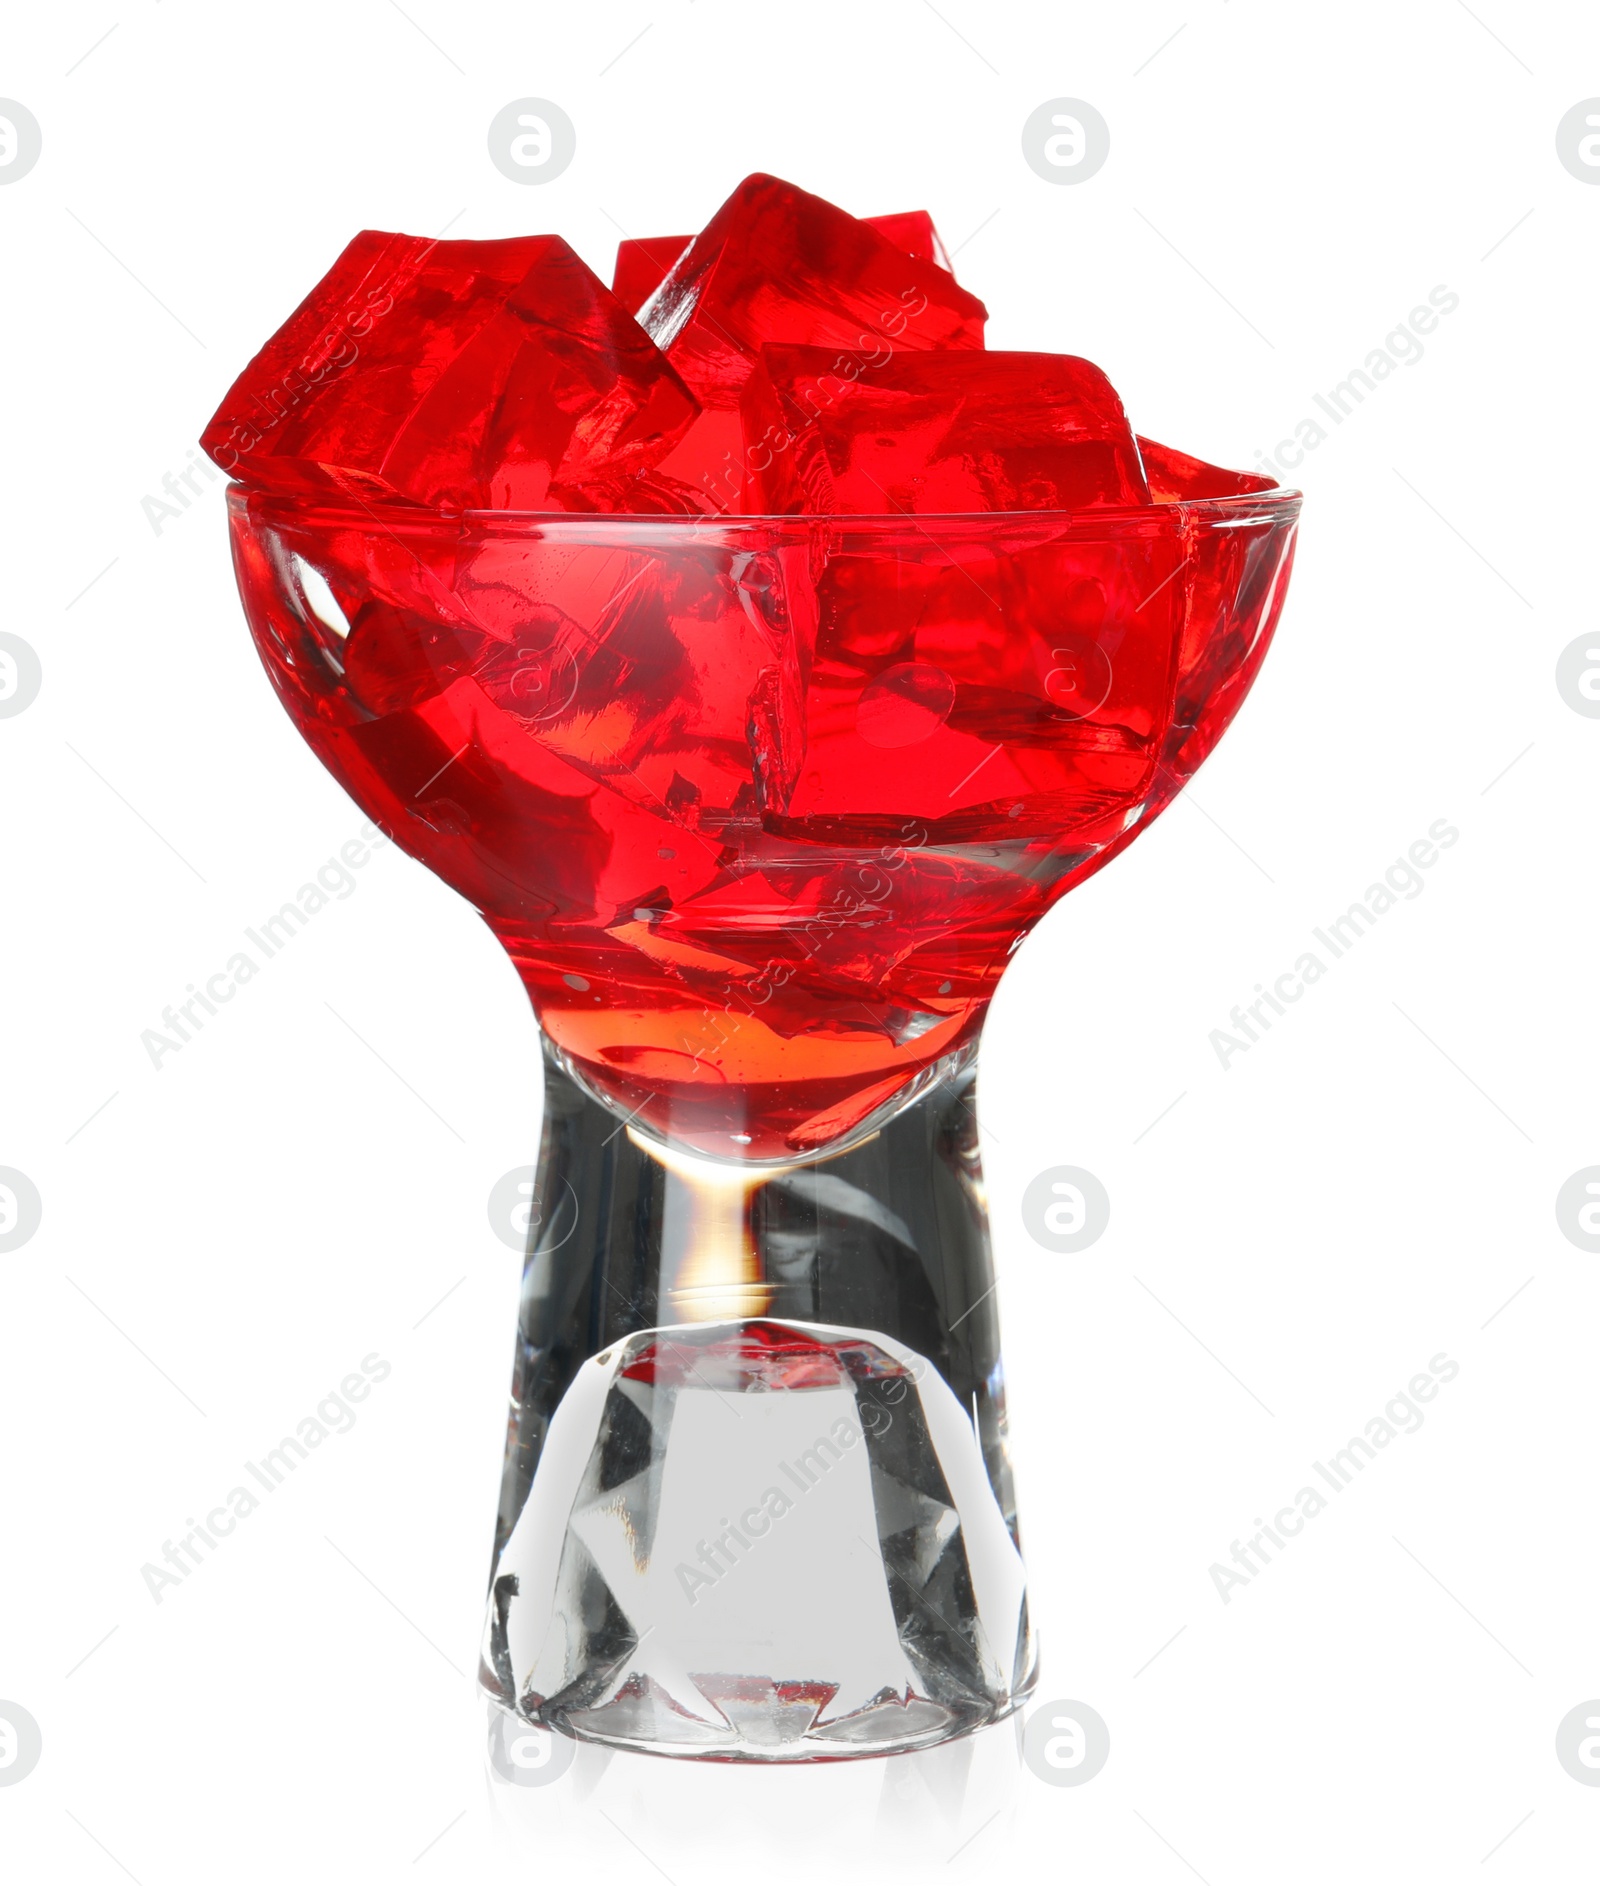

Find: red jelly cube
[1138,436,1276,502]
[641,176,985,512]
[644,175,984,404]
[741,347,1150,514]
[201,230,699,509]
[770,524,1181,843]
[611,208,954,316]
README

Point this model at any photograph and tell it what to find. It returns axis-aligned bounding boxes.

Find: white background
[2,2,1597,1879]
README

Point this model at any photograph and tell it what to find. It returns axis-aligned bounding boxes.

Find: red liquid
[229,489,1297,1160]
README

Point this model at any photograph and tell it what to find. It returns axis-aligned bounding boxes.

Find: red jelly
[860,209,951,273]
[612,209,953,315]
[209,175,1300,1161]
[641,176,985,512]
[742,346,1150,514]
[612,235,695,315]
[202,231,698,509]
[227,495,1298,1161]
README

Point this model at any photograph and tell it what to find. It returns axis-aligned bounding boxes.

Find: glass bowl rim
[225,480,1302,536]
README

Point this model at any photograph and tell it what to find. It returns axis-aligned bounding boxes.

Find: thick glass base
[479,1043,1035,1760]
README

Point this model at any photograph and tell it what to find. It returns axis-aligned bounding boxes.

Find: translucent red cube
[611,208,953,315]
[742,346,1150,513]
[201,231,698,510]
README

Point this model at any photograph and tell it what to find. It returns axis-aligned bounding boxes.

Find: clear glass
[224,486,1300,1758]
[480,1041,1029,1757]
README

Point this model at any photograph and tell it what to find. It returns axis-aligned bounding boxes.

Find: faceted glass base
[478,1042,1035,1761]
[481,1318,1033,1759]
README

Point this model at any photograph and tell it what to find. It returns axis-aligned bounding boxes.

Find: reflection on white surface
[483,1696,1025,1879]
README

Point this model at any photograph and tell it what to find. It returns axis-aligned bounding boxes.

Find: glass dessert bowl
[226,472,1298,1759]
